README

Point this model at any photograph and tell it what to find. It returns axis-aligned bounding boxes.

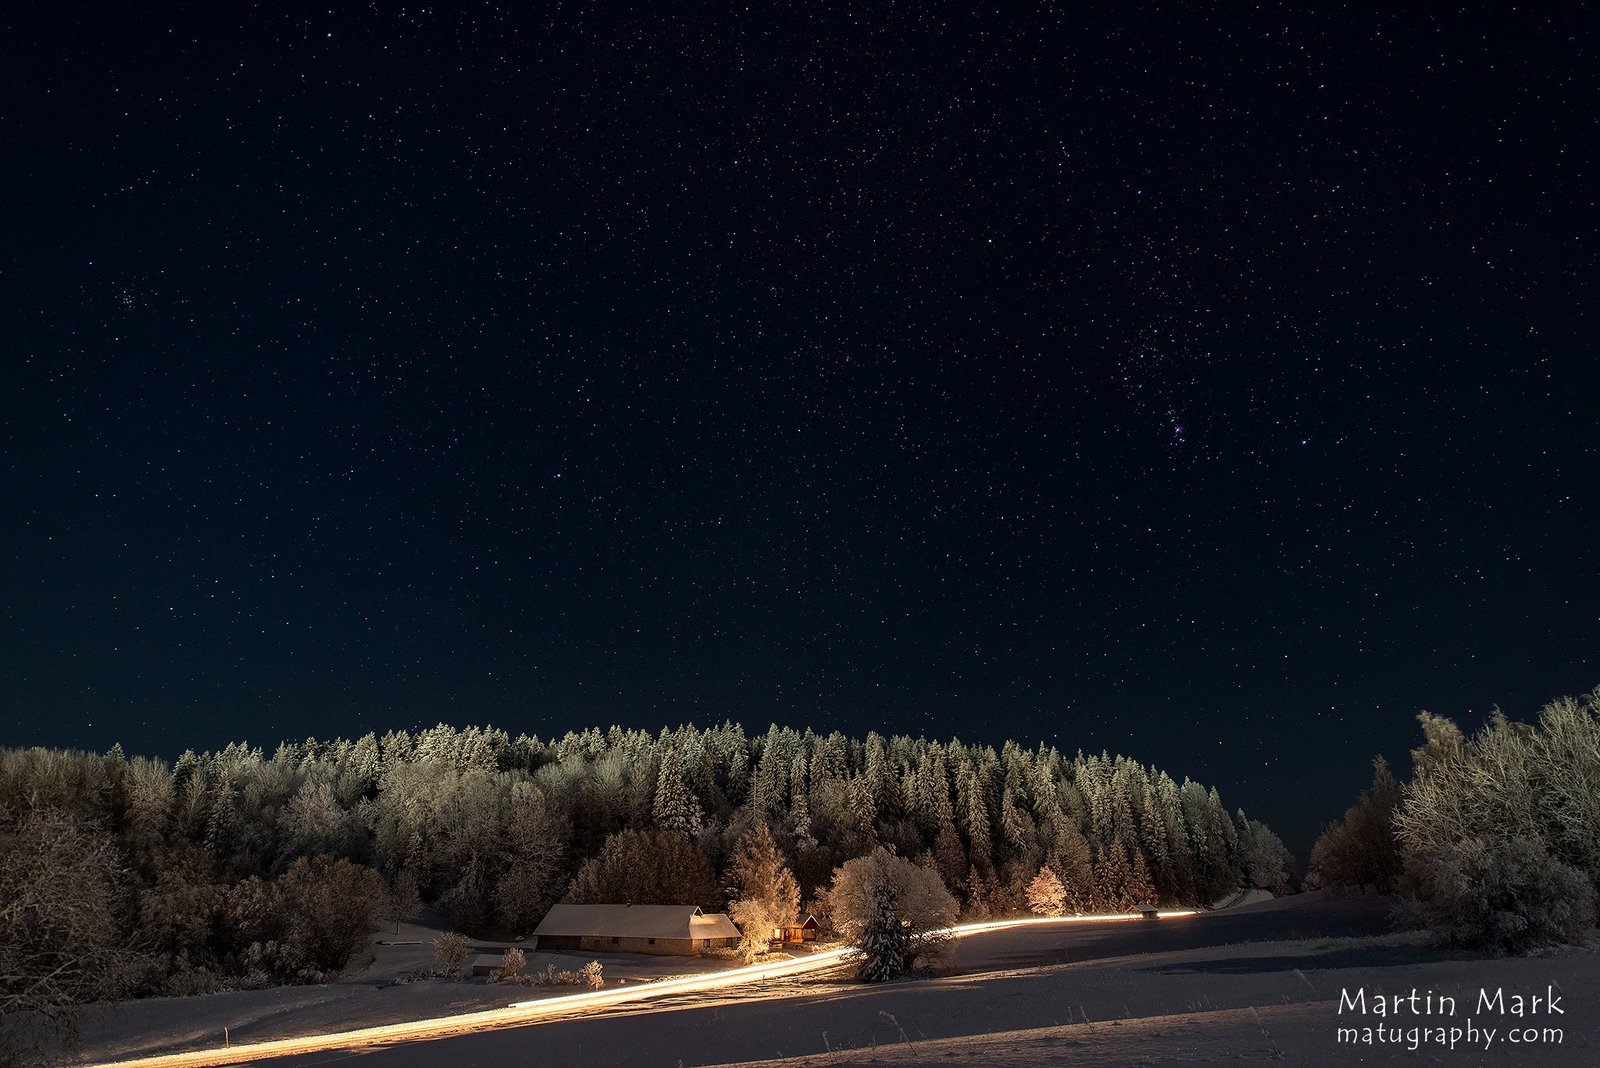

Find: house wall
[536,935,582,951]
[536,934,734,956]
[586,935,693,955]
[537,933,707,952]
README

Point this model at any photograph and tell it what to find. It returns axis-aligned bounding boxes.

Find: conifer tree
[961,767,992,866]
[846,777,878,847]
[1095,839,1135,912]
[864,732,894,814]
[1127,846,1157,906]
[749,728,789,821]
[1236,811,1293,893]
[205,768,238,861]
[0,715,1282,1002]
[932,820,968,891]
[855,877,910,982]
[964,863,999,919]
[789,753,817,850]
[1137,782,1171,893]
[726,824,801,962]
[1052,827,1095,914]
[652,750,702,840]
[998,782,1033,859]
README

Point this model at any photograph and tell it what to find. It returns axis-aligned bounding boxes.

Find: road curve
[89,911,1196,1068]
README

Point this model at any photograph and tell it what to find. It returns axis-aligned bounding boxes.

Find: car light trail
[91,910,1197,1068]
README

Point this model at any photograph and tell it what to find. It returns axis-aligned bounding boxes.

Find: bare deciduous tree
[0,810,131,1061]
[1309,756,1401,894]
[432,932,471,979]
[568,829,717,908]
[1395,691,1600,951]
[386,868,422,935]
[821,847,958,975]
[1025,866,1067,916]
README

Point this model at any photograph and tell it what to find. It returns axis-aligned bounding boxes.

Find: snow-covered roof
[536,903,739,940]
[690,911,740,940]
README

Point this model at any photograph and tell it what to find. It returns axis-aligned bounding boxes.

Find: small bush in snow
[496,946,525,980]
[163,965,225,997]
[1407,836,1595,954]
[524,960,603,989]
[432,931,471,978]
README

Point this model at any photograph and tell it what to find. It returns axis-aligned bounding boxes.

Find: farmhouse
[534,903,740,956]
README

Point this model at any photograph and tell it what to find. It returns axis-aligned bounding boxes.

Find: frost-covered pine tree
[653,750,703,840]
[1127,847,1157,906]
[855,877,909,982]
[1096,839,1134,911]
[1051,827,1095,914]
[727,823,801,962]
[847,777,878,845]
[790,753,818,851]
[961,767,992,865]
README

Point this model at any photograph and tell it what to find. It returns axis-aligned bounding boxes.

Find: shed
[772,913,821,944]
[1134,903,1160,920]
[534,903,741,956]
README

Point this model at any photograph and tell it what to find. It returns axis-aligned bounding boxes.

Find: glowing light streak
[91,910,1197,1068]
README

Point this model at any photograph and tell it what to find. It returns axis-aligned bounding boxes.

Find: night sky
[3,6,1596,853]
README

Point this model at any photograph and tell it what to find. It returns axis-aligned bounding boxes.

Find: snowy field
[75,916,744,1064]
[75,894,1596,1067]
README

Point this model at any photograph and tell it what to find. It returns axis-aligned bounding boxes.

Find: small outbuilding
[534,903,740,956]
[1134,903,1160,920]
[772,914,820,945]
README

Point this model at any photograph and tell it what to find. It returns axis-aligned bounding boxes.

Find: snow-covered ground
[700,932,1597,1067]
[73,895,1597,1067]
[74,916,749,1064]
[1211,887,1275,910]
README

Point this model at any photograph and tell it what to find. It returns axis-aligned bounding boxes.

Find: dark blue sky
[3,5,1596,853]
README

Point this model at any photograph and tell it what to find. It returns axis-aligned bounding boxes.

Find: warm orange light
[91,911,1196,1068]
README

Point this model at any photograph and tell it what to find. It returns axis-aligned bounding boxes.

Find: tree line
[0,722,1289,1011]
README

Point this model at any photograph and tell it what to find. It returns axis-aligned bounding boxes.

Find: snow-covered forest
[1309,687,1600,953]
[0,723,1289,1004]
